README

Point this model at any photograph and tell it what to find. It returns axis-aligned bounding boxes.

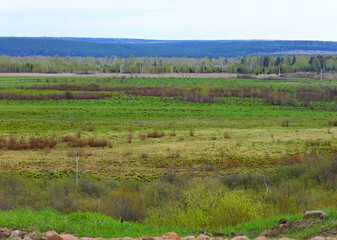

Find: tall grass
[0,208,191,238]
[1,208,337,239]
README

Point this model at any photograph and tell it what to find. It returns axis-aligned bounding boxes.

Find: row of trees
[21,84,337,108]
[0,54,337,74]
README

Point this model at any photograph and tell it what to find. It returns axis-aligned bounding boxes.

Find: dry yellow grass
[0,127,336,179]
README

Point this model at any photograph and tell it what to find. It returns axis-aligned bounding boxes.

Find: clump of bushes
[67,150,94,157]
[223,132,231,139]
[104,186,146,222]
[146,181,264,229]
[1,156,337,230]
[169,130,177,137]
[328,119,337,127]
[62,135,110,148]
[88,138,108,147]
[147,131,165,138]
[139,134,147,141]
[6,137,57,150]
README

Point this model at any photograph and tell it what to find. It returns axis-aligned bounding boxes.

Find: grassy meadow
[1,75,337,237]
[0,76,336,180]
[1,208,337,239]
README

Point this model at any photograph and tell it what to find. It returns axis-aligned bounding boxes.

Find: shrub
[169,130,177,137]
[223,132,231,139]
[47,179,80,214]
[88,138,108,148]
[147,131,165,138]
[48,139,57,148]
[104,186,146,222]
[263,180,312,214]
[328,119,337,127]
[62,135,75,142]
[78,178,109,198]
[145,180,264,229]
[139,134,147,141]
[65,91,74,100]
[68,139,89,147]
[6,137,57,150]
[0,191,11,210]
[0,173,46,210]
[0,137,6,145]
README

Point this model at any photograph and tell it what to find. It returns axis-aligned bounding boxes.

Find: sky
[1,0,337,41]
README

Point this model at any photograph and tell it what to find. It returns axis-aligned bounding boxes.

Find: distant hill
[1,37,337,57]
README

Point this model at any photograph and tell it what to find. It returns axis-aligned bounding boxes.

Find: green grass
[1,76,337,239]
[0,208,192,238]
[0,96,334,134]
[1,208,337,239]
[1,76,337,89]
[0,76,337,180]
[223,209,337,239]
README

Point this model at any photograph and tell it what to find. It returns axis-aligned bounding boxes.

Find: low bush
[145,179,265,229]
[88,138,108,147]
[48,179,80,214]
[223,132,231,139]
[328,119,337,127]
[139,134,147,141]
[104,186,146,222]
[169,130,177,137]
[62,136,109,148]
[147,131,165,138]
[6,137,57,150]
[0,156,336,230]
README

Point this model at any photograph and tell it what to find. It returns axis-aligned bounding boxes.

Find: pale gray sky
[1,0,336,40]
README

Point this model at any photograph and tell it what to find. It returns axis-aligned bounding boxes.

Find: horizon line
[1,36,337,42]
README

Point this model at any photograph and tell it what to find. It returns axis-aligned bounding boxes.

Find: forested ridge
[1,37,337,58]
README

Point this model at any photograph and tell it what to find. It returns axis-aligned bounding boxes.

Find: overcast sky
[1,0,336,41]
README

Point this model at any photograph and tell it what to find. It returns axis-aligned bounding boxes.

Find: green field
[1,208,337,239]
[1,75,337,238]
[1,75,337,88]
[0,76,337,179]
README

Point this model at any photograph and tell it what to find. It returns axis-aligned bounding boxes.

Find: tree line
[1,54,337,74]
[2,83,334,109]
